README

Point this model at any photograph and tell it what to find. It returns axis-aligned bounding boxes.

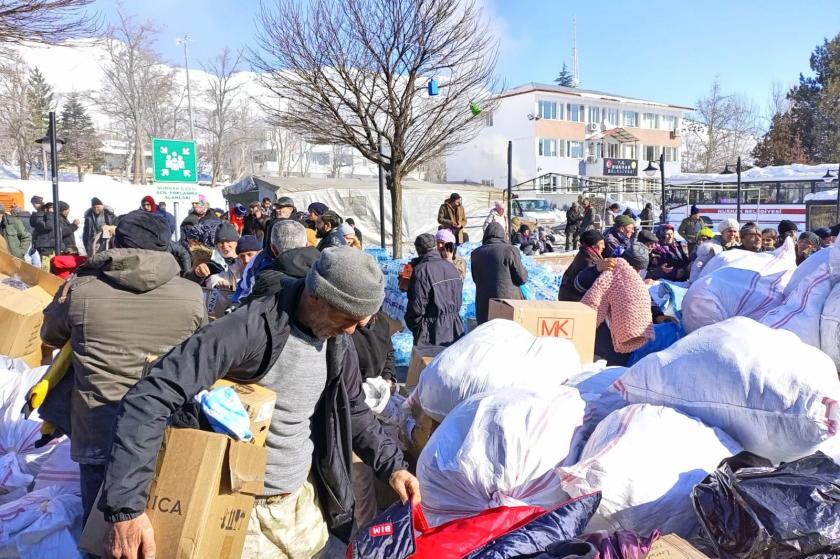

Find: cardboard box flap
[0,251,63,295]
[227,441,266,495]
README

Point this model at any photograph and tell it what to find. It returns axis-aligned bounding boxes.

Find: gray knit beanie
[621,242,650,271]
[305,247,384,317]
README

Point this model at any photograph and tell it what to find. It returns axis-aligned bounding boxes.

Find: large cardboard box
[81,428,266,559]
[211,379,276,447]
[645,534,710,559]
[0,251,62,358]
[404,345,444,391]
[488,299,596,364]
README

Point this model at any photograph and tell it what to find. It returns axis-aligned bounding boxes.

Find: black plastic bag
[692,450,840,558]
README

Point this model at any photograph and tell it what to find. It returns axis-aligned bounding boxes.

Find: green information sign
[152,138,197,183]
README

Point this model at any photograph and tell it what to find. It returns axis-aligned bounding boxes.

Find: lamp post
[507,140,513,233]
[378,134,386,249]
[643,151,667,225]
[35,112,65,255]
[721,157,742,221]
[823,167,839,223]
[176,34,195,140]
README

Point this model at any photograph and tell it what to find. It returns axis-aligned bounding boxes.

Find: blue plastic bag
[194,386,253,441]
[626,321,685,366]
[520,284,535,300]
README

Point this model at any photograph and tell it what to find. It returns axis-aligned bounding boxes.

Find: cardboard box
[645,534,710,559]
[405,346,444,391]
[0,252,62,359]
[488,299,596,364]
[211,379,276,447]
[81,428,266,559]
[407,399,439,458]
[203,287,234,320]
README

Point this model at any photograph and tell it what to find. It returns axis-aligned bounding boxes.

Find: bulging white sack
[0,418,64,504]
[616,317,840,463]
[411,319,581,422]
[557,404,740,538]
[0,485,83,559]
[0,356,46,424]
[681,240,796,333]
[760,243,840,347]
[821,282,840,369]
[418,387,585,526]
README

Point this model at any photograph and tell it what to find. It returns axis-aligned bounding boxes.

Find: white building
[446,82,693,191]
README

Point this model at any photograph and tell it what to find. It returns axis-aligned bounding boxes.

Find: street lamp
[176,34,195,140]
[35,112,65,256]
[824,167,840,223]
[643,151,668,225]
[720,157,742,221]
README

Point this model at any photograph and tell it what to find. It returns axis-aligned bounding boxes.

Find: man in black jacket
[99,247,419,559]
[565,202,583,251]
[316,209,347,251]
[83,197,117,255]
[406,233,464,347]
[471,222,529,324]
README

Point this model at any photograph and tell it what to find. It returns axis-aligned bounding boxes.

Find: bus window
[777,182,807,204]
[758,183,777,203]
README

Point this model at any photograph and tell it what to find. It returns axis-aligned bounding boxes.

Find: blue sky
[92,0,840,114]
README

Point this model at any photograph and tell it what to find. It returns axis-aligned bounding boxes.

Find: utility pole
[176,34,195,140]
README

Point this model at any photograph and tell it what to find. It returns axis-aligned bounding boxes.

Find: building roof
[499,82,694,111]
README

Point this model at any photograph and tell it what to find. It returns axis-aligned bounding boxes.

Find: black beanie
[580,229,604,247]
[91,197,103,207]
[114,210,170,251]
[778,220,798,237]
[215,222,240,244]
[414,233,436,255]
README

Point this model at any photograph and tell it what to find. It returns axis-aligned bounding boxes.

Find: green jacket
[0,214,32,259]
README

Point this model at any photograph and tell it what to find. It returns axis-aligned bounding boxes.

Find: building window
[663,146,678,162]
[481,179,495,186]
[606,143,621,158]
[565,140,584,158]
[644,145,659,162]
[588,106,601,124]
[537,100,558,120]
[622,111,638,127]
[660,115,677,131]
[604,108,619,126]
[622,144,637,159]
[566,103,584,122]
[310,152,330,165]
[586,142,603,158]
[538,138,557,157]
[641,113,659,129]
[484,112,494,127]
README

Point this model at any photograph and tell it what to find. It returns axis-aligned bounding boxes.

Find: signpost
[152,138,197,183]
[603,158,638,177]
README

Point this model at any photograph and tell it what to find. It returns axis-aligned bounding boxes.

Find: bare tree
[97,11,174,183]
[252,0,501,256]
[198,48,243,188]
[227,100,264,182]
[0,0,99,46]
[0,53,33,178]
[683,78,760,172]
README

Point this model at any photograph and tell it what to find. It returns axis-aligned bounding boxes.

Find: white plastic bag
[759,244,839,347]
[411,319,581,422]
[616,316,840,463]
[0,485,83,559]
[418,387,585,526]
[363,377,410,450]
[682,240,796,333]
[32,438,79,493]
[0,356,46,424]
[821,282,840,369]
[557,404,740,538]
[0,418,63,504]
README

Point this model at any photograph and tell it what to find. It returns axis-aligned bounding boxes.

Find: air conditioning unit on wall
[587,123,599,132]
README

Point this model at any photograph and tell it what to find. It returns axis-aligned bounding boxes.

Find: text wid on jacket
[470,223,528,324]
[405,251,464,347]
[39,249,208,465]
[97,279,407,542]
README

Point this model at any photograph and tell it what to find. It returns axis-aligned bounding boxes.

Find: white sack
[32,439,79,493]
[616,316,840,463]
[821,282,840,369]
[760,243,840,347]
[688,241,722,283]
[681,240,796,333]
[0,419,63,504]
[557,404,740,538]
[418,387,585,526]
[411,319,581,422]
[363,377,410,451]
[0,485,83,559]
[0,356,46,424]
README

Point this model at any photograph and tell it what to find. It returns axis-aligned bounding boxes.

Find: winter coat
[58,214,79,253]
[0,213,32,259]
[179,210,217,240]
[470,223,528,324]
[604,227,632,257]
[167,241,192,275]
[580,206,596,231]
[351,310,396,382]
[83,207,117,256]
[648,241,691,281]
[206,257,247,290]
[639,207,655,230]
[31,210,56,251]
[97,279,408,543]
[565,207,583,234]
[512,231,539,256]
[156,209,177,236]
[558,248,600,302]
[249,246,320,300]
[483,209,508,235]
[405,251,464,347]
[437,202,467,243]
[604,210,618,229]
[40,249,207,465]
[317,227,348,251]
[678,216,704,246]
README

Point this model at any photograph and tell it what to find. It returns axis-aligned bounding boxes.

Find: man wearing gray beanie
[97,246,419,559]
